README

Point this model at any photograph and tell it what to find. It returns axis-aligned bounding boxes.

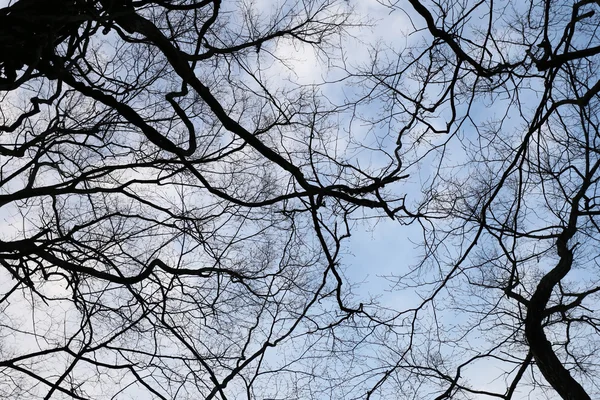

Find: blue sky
[1,0,591,398]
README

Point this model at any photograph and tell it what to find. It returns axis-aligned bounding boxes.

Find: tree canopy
[1,0,599,399]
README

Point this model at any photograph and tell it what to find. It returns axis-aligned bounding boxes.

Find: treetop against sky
[0,0,599,399]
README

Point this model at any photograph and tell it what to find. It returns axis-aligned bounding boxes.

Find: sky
[264,1,567,399]
[256,1,538,397]
[0,0,578,398]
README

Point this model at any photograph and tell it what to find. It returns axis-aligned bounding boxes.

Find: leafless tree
[0,0,410,398]
[3,0,600,399]
[351,0,600,398]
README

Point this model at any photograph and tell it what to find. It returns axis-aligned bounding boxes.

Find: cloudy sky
[0,0,576,398]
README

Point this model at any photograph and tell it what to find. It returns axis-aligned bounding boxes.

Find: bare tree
[3,0,600,399]
[351,0,600,398]
[0,0,410,398]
